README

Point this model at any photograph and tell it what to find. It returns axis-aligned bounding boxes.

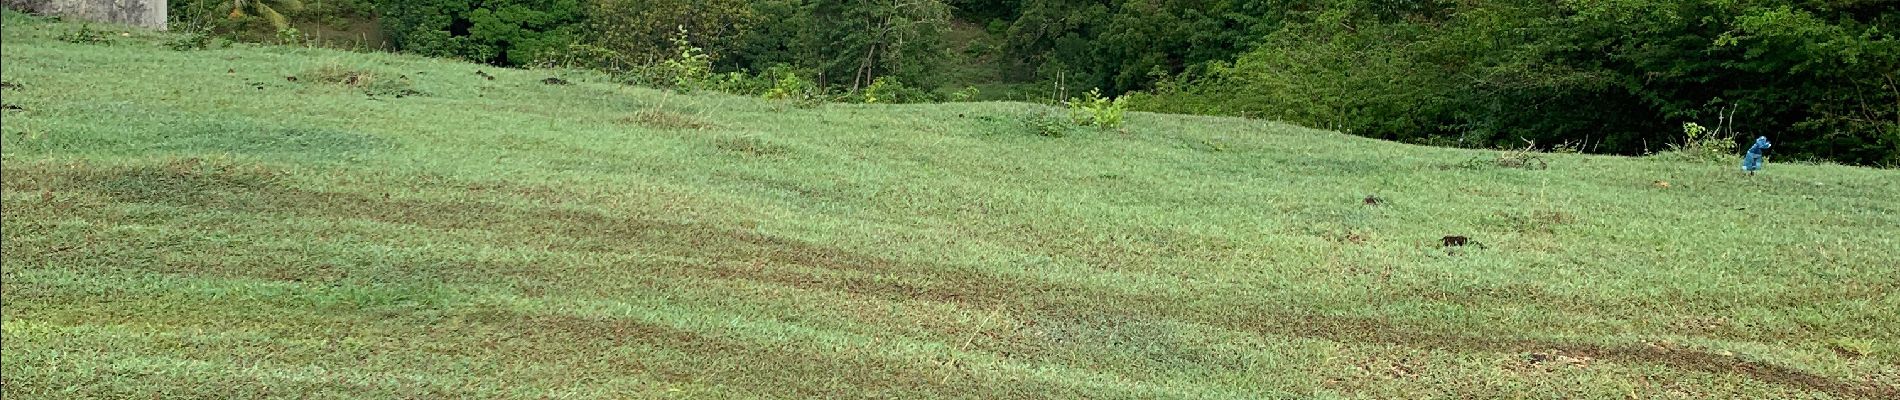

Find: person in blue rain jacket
[1741,136,1770,175]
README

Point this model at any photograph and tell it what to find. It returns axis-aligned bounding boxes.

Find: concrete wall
[4,0,167,30]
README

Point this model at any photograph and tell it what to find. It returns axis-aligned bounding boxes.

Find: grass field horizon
[4,12,1898,399]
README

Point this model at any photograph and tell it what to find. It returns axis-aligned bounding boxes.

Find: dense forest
[169,0,1898,166]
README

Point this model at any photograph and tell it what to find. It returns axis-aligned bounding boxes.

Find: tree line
[174,0,1898,166]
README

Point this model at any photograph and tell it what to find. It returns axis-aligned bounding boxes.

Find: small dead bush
[1447,141,1551,170]
[1494,142,1551,170]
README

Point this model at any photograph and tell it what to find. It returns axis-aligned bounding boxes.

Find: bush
[654,27,712,91]
[1067,88,1129,129]
[1652,122,1739,163]
[708,72,771,96]
[949,86,981,102]
[860,77,935,104]
[763,66,822,107]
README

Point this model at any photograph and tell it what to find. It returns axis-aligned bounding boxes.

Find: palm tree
[221,0,304,31]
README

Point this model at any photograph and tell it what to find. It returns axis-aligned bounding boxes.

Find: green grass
[4,11,1898,399]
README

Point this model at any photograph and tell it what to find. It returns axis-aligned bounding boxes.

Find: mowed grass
[3,12,1898,399]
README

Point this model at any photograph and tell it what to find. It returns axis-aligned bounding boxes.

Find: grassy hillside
[4,12,1898,399]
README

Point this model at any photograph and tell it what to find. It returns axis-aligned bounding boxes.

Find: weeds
[1450,141,1551,170]
[58,25,112,45]
[1066,88,1129,130]
[299,64,423,97]
[1023,110,1078,138]
[623,109,714,130]
[275,27,305,46]
[657,26,712,92]
[165,18,217,51]
[1493,142,1551,170]
[1654,121,1740,162]
[166,30,214,51]
[950,86,981,102]
[763,67,824,109]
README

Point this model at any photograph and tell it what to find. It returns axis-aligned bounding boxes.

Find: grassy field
[4,12,1898,399]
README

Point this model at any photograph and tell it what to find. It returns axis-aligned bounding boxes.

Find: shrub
[708,71,770,96]
[1660,122,1739,163]
[275,27,303,45]
[1066,88,1129,129]
[762,66,822,107]
[859,77,933,104]
[862,77,897,104]
[655,26,712,91]
[949,86,981,102]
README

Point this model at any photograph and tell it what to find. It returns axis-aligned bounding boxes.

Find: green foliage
[949,86,981,102]
[862,77,896,104]
[1660,122,1741,163]
[165,20,217,50]
[274,26,303,45]
[708,71,771,96]
[1066,88,1128,129]
[1022,109,1078,137]
[655,26,713,91]
[576,0,755,73]
[991,0,1286,93]
[857,76,935,104]
[380,0,585,66]
[57,24,112,44]
[1131,0,1900,166]
[740,0,954,92]
[763,66,823,107]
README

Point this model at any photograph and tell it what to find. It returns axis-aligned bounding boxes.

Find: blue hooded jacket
[1742,136,1770,172]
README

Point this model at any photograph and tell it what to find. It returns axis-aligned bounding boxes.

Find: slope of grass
[4,12,1898,399]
